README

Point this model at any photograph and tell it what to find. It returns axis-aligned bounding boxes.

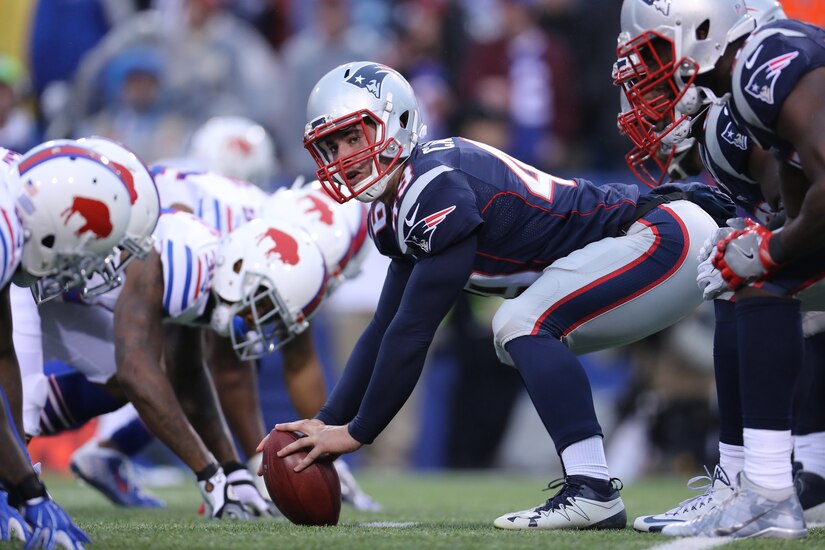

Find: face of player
[315,121,379,187]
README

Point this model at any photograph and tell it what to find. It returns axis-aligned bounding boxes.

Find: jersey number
[463,138,577,202]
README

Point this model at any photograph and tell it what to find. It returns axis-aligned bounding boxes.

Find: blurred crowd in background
[2,0,824,484]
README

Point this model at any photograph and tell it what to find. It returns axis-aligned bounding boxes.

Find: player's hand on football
[273,420,363,472]
[22,496,91,550]
[712,219,782,291]
[0,489,29,543]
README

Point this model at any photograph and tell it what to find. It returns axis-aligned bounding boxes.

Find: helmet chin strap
[356,163,402,203]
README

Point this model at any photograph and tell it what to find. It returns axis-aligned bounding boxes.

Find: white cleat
[494,476,626,530]
[633,464,733,532]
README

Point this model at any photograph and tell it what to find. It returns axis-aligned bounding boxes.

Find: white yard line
[649,537,733,550]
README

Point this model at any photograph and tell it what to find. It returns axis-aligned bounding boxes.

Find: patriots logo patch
[721,121,748,151]
[744,51,799,104]
[403,204,456,254]
[346,64,393,98]
[641,0,670,16]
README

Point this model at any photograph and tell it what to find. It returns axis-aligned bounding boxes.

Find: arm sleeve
[315,258,414,425]
[347,233,478,444]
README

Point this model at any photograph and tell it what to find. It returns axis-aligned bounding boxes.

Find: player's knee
[492,300,528,367]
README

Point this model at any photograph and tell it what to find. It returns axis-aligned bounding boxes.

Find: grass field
[36,471,825,549]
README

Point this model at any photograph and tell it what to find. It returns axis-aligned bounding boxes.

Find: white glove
[226,467,279,518]
[197,467,250,520]
[698,226,736,262]
[697,256,733,301]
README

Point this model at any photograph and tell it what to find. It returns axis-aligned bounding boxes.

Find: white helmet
[210,218,328,360]
[304,61,427,204]
[188,116,277,186]
[746,0,787,26]
[615,1,754,162]
[11,141,133,302]
[76,137,160,279]
[260,185,352,292]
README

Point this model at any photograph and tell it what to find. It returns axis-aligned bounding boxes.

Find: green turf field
[36,471,825,549]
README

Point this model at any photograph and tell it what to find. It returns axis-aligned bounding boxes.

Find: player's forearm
[212,359,266,458]
[284,362,326,419]
[0,354,23,436]
[772,178,825,262]
[0,387,34,484]
[118,360,213,472]
[316,319,384,425]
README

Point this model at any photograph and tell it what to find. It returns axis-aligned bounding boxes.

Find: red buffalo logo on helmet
[301,193,335,225]
[256,228,300,265]
[227,137,253,157]
[61,196,113,238]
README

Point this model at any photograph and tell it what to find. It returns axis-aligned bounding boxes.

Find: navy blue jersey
[367,138,640,297]
[730,19,825,166]
[700,103,776,222]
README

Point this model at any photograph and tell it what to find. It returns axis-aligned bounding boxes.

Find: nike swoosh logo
[405,203,420,227]
[741,251,754,260]
[744,45,764,70]
[713,508,771,536]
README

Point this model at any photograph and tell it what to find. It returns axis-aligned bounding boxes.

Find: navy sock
[713,300,743,446]
[794,331,825,435]
[505,335,602,454]
[108,417,154,457]
[737,297,802,430]
[40,372,124,435]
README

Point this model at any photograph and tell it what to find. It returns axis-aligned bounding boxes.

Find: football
[261,429,341,526]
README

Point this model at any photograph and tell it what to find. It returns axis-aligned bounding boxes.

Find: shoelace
[667,465,728,516]
[536,477,623,512]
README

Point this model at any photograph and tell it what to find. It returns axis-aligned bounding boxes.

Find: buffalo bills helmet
[210,219,327,360]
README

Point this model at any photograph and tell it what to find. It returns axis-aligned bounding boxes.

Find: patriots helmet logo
[641,0,670,16]
[721,121,748,151]
[744,51,799,104]
[346,64,393,99]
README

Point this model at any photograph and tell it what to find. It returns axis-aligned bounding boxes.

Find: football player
[616,0,825,538]
[265,61,736,530]
[0,139,144,549]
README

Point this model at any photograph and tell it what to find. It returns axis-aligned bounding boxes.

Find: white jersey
[152,166,268,235]
[154,209,220,325]
[0,148,23,288]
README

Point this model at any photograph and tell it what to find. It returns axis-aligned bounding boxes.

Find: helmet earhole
[233,259,243,274]
[696,20,710,41]
[344,69,351,78]
[399,111,409,128]
[41,235,55,248]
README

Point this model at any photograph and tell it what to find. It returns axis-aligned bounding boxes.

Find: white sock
[794,432,825,478]
[718,442,744,480]
[561,436,609,481]
[743,428,793,490]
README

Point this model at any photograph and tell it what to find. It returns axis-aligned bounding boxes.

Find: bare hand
[272,419,362,472]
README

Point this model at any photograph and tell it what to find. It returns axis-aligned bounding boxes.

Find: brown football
[261,429,341,526]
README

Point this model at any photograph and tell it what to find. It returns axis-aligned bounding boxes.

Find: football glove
[22,496,91,550]
[197,467,250,520]
[712,219,782,291]
[225,466,278,518]
[697,256,733,301]
[0,489,29,543]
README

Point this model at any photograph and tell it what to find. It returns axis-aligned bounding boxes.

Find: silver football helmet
[746,0,786,26]
[615,1,755,166]
[304,61,426,204]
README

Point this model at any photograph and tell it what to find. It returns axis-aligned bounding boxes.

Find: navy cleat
[633,464,733,532]
[794,469,825,528]
[70,442,165,508]
[494,476,626,530]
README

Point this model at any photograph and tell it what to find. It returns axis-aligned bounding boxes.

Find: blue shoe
[70,442,165,508]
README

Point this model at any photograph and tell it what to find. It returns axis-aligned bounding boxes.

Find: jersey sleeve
[731,23,819,136]
[395,170,483,258]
